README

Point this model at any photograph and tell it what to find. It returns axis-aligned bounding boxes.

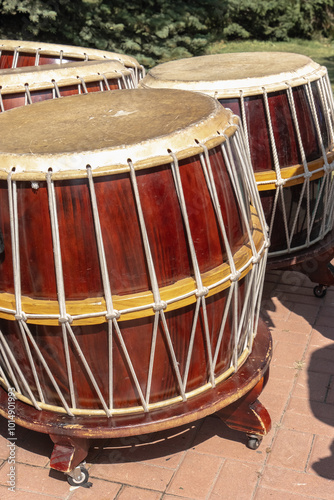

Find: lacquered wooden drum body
[0,60,136,112]
[0,89,268,418]
[0,39,145,85]
[140,53,334,257]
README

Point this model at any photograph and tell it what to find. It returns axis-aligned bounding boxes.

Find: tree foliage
[213,0,334,41]
[0,1,333,67]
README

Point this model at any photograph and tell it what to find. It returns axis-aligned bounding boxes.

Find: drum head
[141,52,325,96]
[0,88,238,178]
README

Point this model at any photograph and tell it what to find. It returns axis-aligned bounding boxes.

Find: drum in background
[0,39,145,86]
[0,59,136,112]
[140,52,334,257]
[0,89,268,420]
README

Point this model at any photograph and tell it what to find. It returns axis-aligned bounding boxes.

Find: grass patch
[205,38,334,88]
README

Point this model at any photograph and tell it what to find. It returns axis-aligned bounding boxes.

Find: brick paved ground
[0,269,333,499]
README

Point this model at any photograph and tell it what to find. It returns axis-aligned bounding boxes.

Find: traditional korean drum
[0,89,271,484]
[0,39,145,85]
[140,53,334,259]
[0,59,136,112]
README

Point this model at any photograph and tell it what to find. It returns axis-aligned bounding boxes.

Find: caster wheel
[247,435,262,450]
[67,466,89,487]
[313,285,327,298]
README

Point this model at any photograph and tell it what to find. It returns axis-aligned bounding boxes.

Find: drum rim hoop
[0,108,240,179]
[0,39,143,69]
[0,60,132,93]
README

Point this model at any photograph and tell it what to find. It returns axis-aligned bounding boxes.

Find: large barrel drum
[0,39,145,85]
[0,89,271,482]
[140,53,334,257]
[0,59,137,112]
[0,88,268,415]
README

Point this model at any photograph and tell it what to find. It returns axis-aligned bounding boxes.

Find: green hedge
[0,0,333,67]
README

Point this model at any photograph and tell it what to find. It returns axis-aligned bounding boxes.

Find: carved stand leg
[49,434,92,486]
[216,372,271,449]
[49,434,90,473]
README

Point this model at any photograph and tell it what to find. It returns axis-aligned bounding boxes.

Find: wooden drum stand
[267,226,334,298]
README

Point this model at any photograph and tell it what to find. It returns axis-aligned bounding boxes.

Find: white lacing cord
[45,172,75,405]
[226,131,264,362]
[12,48,18,68]
[126,71,136,89]
[326,168,334,224]
[181,298,201,388]
[262,87,292,250]
[0,90,4,113]
[0,343,12,388]
[323,73,334,144]
[290,180,310,247]
[140,65,146,80]
[234,262,256,362]
[19,320,74,413]
[318,76,334,234]
[305,79,328,166]
[0,329,44,409]
[239,90,252,164]
[305,78,332,240]
[286,84,309,175]
[0,336,21,392]
[128,160,187,401]
[221,131,267,362]
[199,142,259,364]
[262,88,284,185]
[24,84,32,105]
[87,165,113,410]
[126,68,136,88]
[120,72,133,90]
[34,48,40,66]
[7,175,22,383]
[234,127,269,241]
[284,84,311,245]
[119,74,125,89]
[87,166,148,412]
[77,77,88,94]
[47,171,112,417]
[318,76,334,147]
[198,144,238,278]
[52,80,61,98]
[221,135,259,261]
[309,169,327,240]
[168,152,215,388]
[101,73,111,91]
[199,140,259,364]
[248,251,267,353]
[5,172,45,409]
[211,284,234,370]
